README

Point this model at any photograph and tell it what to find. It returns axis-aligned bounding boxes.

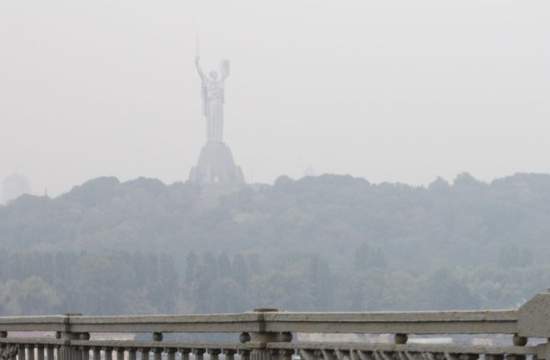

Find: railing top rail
[263,309,518,322]
[0,315,67,324]
[68,313,263,333]
[2,291,550,337]
[71,313,260,323]
[0,310,519,335]
[262,309,519,335]
[0,313,264,332]
[0,315,67,332]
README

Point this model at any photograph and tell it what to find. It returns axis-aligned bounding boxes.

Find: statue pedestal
[189,142,245,186]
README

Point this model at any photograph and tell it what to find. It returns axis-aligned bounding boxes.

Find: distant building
[1,173,31,204]
[189,56,245,186]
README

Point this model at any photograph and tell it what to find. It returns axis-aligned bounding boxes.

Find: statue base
[189,141,245,186]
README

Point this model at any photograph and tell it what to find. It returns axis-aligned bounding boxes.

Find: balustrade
[3,291,550,360]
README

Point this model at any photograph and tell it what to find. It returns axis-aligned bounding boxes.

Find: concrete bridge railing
[3,291,550,360]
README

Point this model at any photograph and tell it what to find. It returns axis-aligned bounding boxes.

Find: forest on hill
[1,172,550,315]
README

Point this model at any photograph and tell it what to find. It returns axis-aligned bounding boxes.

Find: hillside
[2,173,550,263]
[1,173,550,314]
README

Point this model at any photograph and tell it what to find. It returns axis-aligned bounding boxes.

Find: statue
[188,55,244,186]
[195,56,230,143]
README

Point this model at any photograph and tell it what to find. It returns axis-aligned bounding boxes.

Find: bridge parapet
[2,291,550,360]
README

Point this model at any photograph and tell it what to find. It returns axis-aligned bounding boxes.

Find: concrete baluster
[322,350,336,360]
[357,351,374,360]
[91,349,100,360]
[223,350,236,360]
[278,350,293,360]
[192,349,204,360]
[140,349,150,360]
[179,349,190,360]
[334,350,346,360]
[166,349,176,360]
[152,348,162,360]
[36,345,45,360]
[104,349,113,360]
[208,350,220,360]
[81,349,89,360]
[45,347,54,360]
[299,350,315,360]
[27,345,35,360]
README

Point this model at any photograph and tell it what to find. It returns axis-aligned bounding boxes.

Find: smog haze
[1,0,549,195]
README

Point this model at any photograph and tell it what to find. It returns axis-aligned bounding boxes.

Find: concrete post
[57,315,90,360]
[242,309,292,360]
[58,315,83,360]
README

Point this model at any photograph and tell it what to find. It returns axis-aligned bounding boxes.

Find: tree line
[0,246,547,315]
[1,172,550,314]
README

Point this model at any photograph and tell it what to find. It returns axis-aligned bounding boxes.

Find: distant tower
[1,173,31,204]
[189,56,245,186]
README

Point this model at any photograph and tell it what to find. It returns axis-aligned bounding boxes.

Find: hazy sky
[1,0,549,196]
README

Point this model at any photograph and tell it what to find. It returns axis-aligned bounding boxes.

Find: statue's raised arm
[195,56,206,81]
[220,59,230,81]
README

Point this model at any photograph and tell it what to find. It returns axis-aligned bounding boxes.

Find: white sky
[0,0,549,196]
